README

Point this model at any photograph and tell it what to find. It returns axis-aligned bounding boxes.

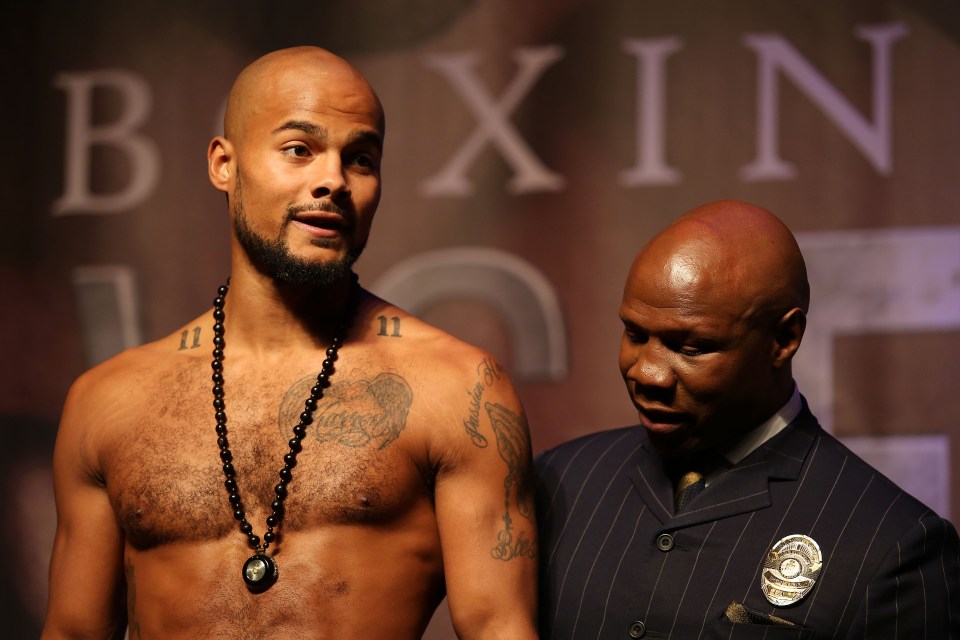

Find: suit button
[656,533,674,551]
[628,620,646,637]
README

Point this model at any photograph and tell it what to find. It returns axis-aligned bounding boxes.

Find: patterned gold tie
[674,469,706,512]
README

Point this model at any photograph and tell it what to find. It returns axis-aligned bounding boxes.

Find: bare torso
[71,292,525,638]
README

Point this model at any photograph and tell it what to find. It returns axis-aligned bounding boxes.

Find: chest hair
[106,358,423,550]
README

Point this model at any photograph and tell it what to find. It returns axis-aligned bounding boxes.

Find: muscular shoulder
[356,293,516,395]
[355,293,528,463]
[69,317,204,403]
[57,315,209,455]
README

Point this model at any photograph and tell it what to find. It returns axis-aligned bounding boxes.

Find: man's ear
[208,136,234,192]
[772,308,806,368]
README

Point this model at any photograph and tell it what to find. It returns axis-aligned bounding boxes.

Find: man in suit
[536,199,960,639]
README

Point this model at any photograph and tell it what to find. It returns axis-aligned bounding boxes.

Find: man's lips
[634,404,688,432]
[290,212,349,237]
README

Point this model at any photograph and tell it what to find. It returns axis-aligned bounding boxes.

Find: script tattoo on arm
[485,401,536,561]
[462,357,505,447]
[464,383,488,448]
[278,373,414,449]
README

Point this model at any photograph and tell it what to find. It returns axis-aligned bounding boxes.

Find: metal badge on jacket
[761,534,823,606]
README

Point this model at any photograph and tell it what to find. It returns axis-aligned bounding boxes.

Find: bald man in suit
[536,200,960,639]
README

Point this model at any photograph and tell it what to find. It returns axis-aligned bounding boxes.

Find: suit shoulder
[807,427,946,524]
[535,425,639,472]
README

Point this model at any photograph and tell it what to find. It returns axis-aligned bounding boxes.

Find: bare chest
[105,360,426,550]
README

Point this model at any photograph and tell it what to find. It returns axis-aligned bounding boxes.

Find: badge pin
[761,534,823,606]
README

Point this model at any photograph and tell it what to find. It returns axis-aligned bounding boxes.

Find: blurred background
[3,1,958,636]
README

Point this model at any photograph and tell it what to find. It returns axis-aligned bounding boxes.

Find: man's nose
[626,343,675,390]
[311,154,350,199]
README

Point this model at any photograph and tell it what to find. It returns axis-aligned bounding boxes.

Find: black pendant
[242,553,278,593]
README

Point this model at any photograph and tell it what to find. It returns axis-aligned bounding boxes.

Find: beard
[232,170,365,287]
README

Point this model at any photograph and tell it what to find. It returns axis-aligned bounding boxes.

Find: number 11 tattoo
[178,326,201,350]
[377,315,401,337]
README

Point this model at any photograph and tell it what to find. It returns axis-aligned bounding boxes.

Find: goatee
[232,171,364,288]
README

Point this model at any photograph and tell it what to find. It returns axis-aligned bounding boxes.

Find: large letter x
[421,47,566,196]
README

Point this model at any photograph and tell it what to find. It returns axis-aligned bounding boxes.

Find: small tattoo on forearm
[178,326,202,350]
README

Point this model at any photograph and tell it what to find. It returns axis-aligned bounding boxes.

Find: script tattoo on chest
[278,372,414,449]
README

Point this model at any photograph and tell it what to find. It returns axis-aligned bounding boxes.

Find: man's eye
[677,341,715,356]
[349,153,378,170]
[282,145,310,157]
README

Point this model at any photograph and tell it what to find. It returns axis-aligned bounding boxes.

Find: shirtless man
[42,46,538,639]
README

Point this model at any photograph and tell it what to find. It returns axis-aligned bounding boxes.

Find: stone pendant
[243,553,278,593]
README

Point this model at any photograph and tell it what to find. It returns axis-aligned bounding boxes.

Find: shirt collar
[722,385,802,465]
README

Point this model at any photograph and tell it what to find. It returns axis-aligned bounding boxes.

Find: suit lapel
[627,406,820,527]
[627,441,675,524]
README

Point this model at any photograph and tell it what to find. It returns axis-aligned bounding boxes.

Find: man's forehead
[242,88,383,138]
[625,251,755,319]
[227,53,384,139]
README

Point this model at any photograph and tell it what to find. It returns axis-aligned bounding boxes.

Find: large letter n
[740,23,909,181]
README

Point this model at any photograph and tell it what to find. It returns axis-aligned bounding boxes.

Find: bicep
[42,389,127,639]
[433,372,537,639]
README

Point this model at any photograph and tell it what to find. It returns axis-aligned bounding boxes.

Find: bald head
[223,46,384,142]
[636,199,809,324]
[618,200,809,457]
[207,46,386,290]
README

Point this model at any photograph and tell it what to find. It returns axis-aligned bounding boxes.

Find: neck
[218,268,358,354]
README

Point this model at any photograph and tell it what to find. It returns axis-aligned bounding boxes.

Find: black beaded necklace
[210,275,356,593]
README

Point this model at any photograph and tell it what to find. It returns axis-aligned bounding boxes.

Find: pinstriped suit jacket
[535,404,960,639]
